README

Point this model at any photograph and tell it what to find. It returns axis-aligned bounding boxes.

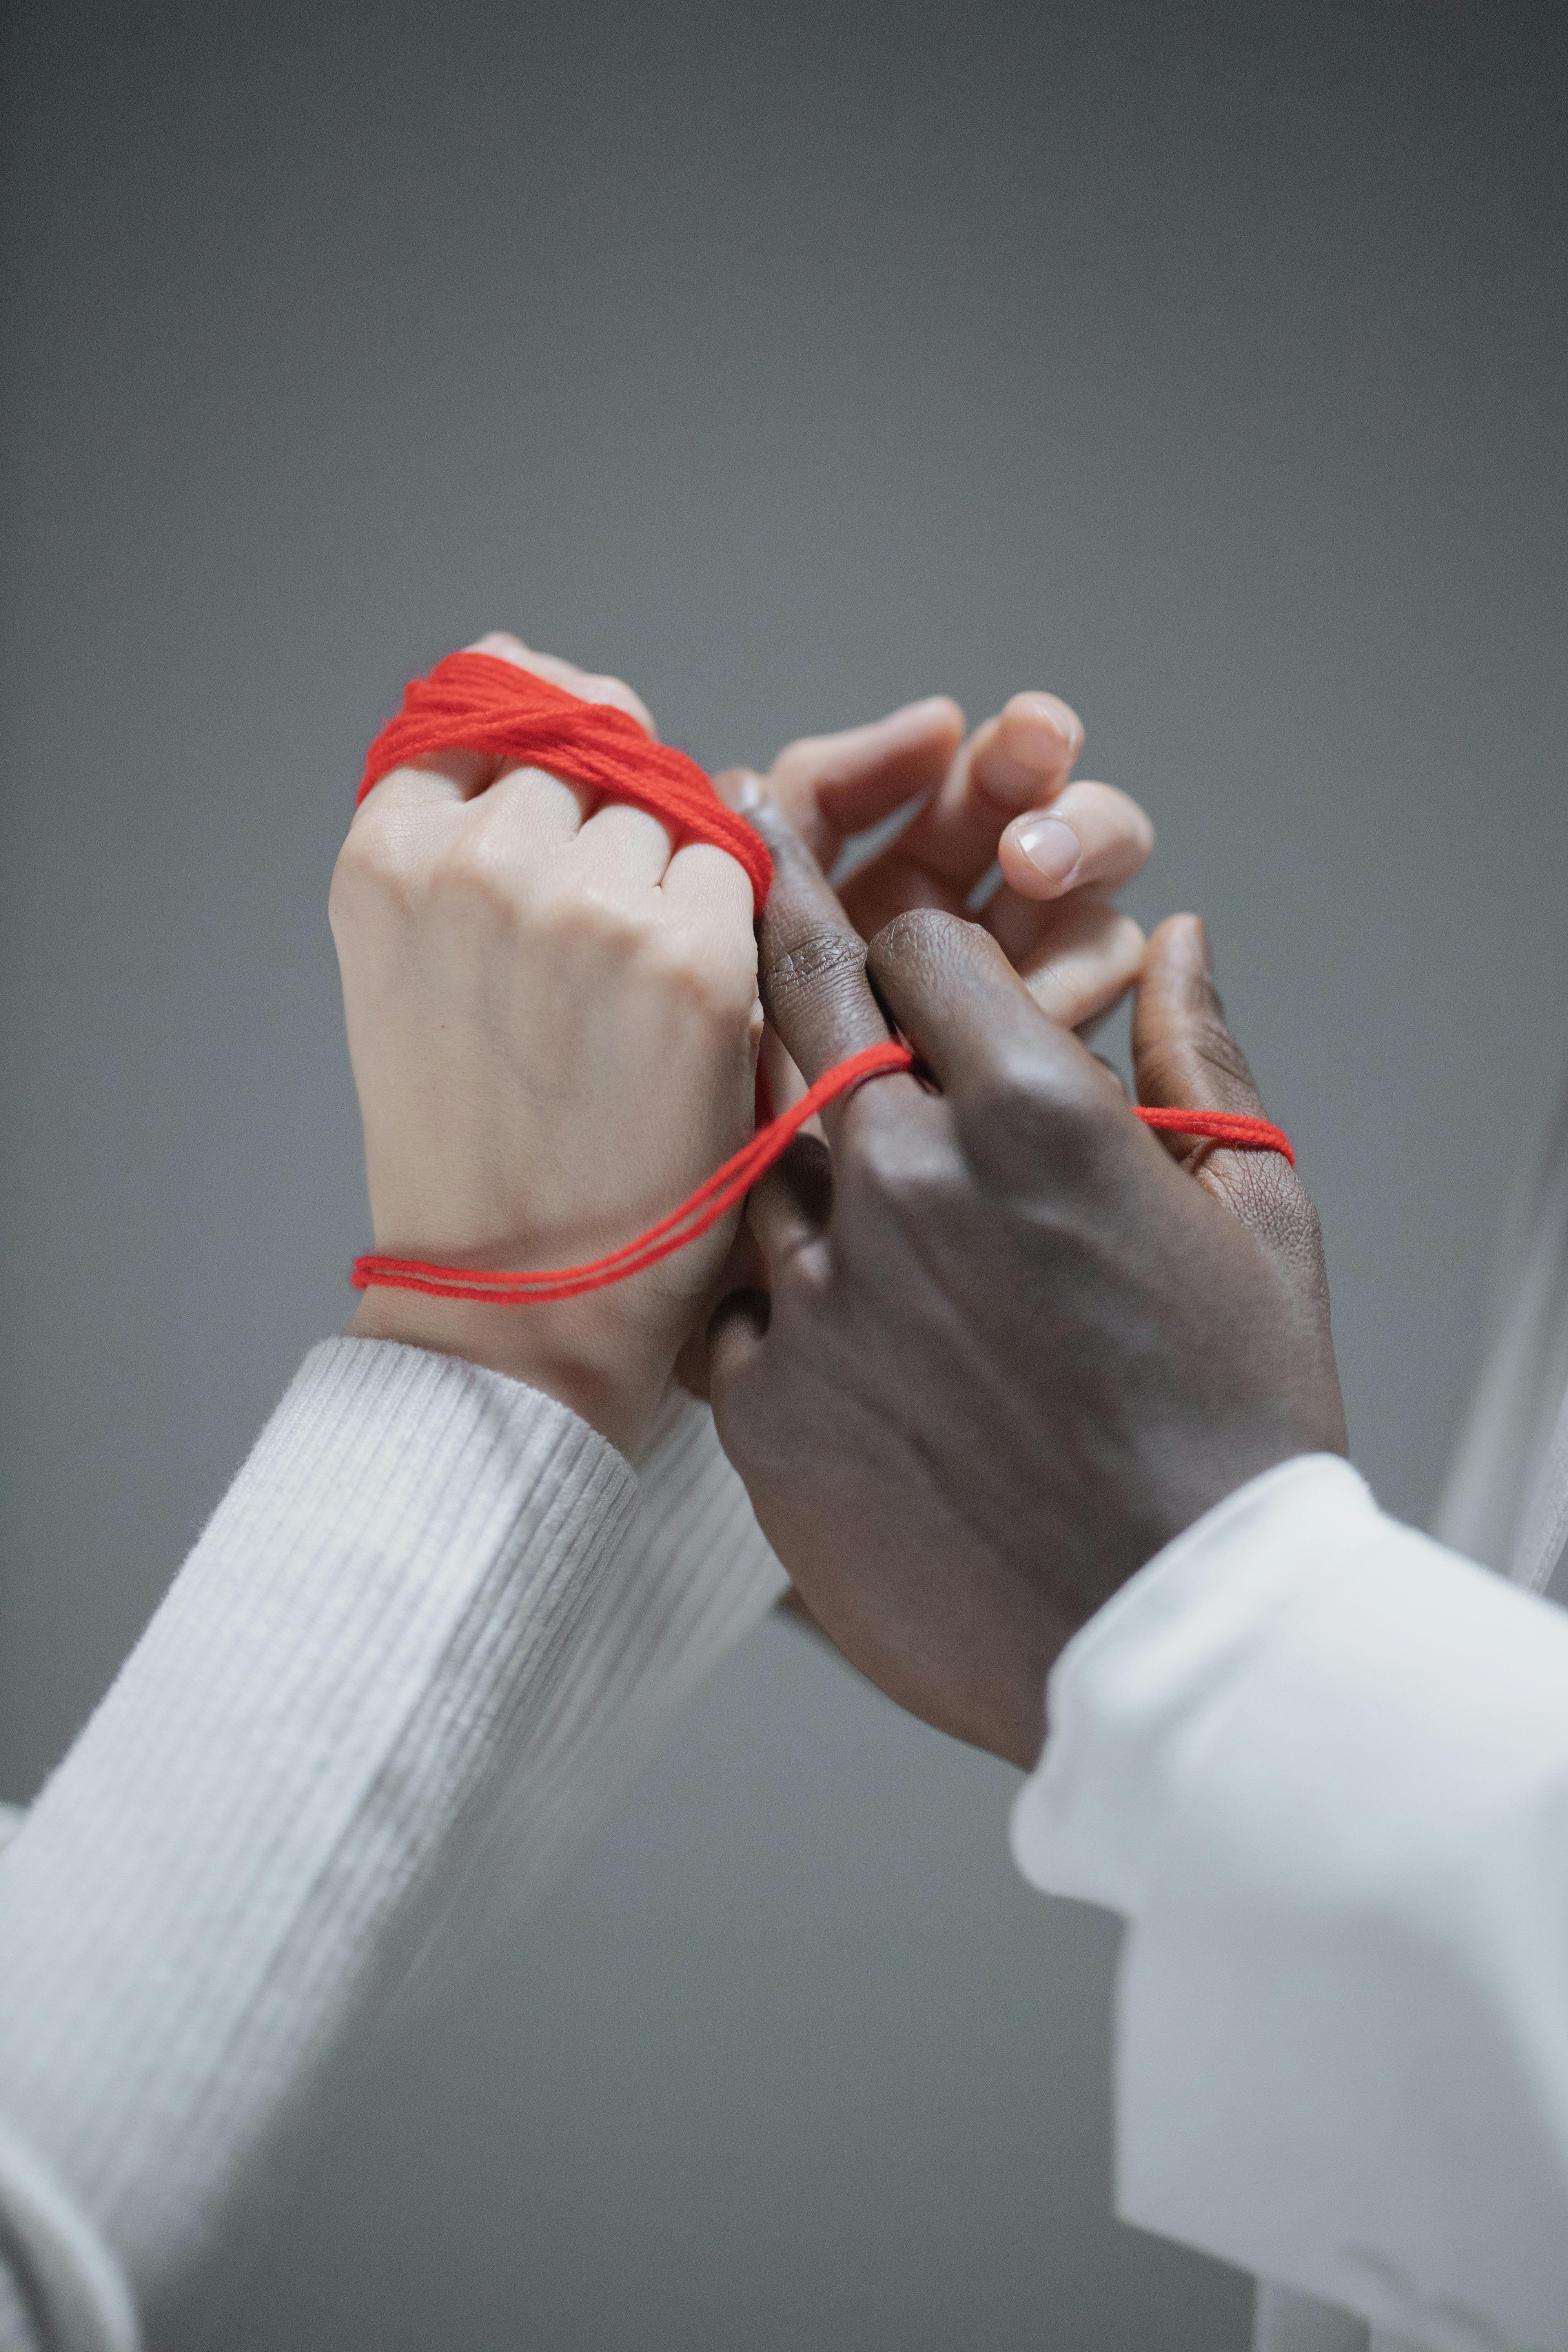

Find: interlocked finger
[739,794,923,1146]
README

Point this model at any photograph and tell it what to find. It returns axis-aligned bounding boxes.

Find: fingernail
[1013,814,1080,884]
[714,768,765,813]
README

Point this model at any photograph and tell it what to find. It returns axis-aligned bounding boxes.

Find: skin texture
[334,643,1158,1459]
[681,690,1155,1402]
[332,634,760,1456]
[706,802,1347,1773]
[730,685,1152,1041]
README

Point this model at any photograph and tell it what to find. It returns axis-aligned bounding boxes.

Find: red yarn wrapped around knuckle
[583,670,656,737]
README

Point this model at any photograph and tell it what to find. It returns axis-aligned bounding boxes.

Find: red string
[351,652,1295,1307]
[1134,1106,1295,1165]
[353,1040,913,1305]
[360,649,772,915]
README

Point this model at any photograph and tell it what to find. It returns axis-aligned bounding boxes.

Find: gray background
[2,2,1564,2346]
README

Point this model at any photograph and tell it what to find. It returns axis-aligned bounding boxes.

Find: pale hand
[331,634,761,1456]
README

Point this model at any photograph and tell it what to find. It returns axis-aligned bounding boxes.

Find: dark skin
[706,798,1347,1773]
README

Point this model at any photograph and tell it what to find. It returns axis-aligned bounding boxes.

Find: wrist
[346,1290,654,1456]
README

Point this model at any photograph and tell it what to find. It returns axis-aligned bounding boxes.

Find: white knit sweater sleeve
[0,1336,641,2352]
[395,1379,789,2008]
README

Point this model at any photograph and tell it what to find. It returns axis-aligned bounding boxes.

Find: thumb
[705,1285,771,1404]
[1136,917,1348,1456]
[1133,914,1322,1284]
[1132,914,1266,1126]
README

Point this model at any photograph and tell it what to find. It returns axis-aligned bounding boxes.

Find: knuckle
[843,1140,956,1239]
[556,885,654,958]
[840,1109,959,1219]
[1196,1020,1258,1094]
[329,813,425,929]
[718,954,764,1029]
[692,948,761,1030]
[1210,1156,1324,1276]
[432,827,533,923]
[588,672,654,735]
[1270,1179,1330,1279]
[868,905,969,967]
[645,929,753,1026]
[668,905,760,1021]
[958,1052,1111,1180]
[763,923,868,1012]
[987,1041,1103,1122]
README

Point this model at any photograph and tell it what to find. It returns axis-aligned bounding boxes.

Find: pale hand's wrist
[346,1289,654,1457]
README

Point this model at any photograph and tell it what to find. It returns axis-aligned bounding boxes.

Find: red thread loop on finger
[1134,1106,1296,1167]
[350,650,1295,1306]
[359,649,772,914]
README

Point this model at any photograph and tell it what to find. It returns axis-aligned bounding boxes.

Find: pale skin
[330,633,1155,1457]
[332,634,759,1455]
[749,687,1153,1032]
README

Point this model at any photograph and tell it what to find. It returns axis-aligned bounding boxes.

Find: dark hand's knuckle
[1200,1026,1258,1093]
[764,925,867,1007]
[844,1128,954,1231]
[869,905,967,967]
[958,1055,1109,1181]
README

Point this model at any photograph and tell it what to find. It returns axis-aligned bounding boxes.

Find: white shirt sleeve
[1010,1453,1568,2352]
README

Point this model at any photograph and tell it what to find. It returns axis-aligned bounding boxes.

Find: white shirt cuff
[1009,1450,1568,2349]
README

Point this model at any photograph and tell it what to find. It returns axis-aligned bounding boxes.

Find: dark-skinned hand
[706,797,1347,1773]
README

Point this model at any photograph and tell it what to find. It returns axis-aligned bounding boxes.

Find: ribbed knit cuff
[0,1337,637,2338]
[397,1383,790,2004]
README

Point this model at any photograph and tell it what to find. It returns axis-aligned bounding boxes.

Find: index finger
[733,786,923,1138]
